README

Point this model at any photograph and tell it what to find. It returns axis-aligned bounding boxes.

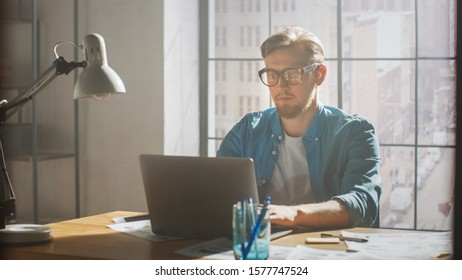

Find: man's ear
[316,64,327,86]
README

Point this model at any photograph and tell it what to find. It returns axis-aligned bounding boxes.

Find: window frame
[200,0,457,230]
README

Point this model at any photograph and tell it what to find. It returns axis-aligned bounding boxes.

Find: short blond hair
[260,27,325,64]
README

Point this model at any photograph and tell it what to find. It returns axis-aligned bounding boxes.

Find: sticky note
[305,237,340,244]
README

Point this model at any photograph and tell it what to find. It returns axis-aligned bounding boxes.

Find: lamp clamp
[55,57,87,76]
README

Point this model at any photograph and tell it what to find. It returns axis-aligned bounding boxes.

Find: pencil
[320,233,368,243]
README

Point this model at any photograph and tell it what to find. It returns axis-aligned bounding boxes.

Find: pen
[124,214,150,222]
[321,233,368,243]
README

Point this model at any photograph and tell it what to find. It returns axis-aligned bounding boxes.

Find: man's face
[264,46,319,119]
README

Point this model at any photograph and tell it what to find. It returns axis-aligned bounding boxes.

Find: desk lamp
[0,33,125,244]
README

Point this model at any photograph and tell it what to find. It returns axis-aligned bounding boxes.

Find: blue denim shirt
[217,103,382,227]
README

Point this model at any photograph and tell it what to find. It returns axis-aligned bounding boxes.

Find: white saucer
[0,224,52,245]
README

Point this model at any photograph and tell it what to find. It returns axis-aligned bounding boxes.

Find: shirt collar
[305,102,325,140]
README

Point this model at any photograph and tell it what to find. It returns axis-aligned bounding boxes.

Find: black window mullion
[199,0,209,156]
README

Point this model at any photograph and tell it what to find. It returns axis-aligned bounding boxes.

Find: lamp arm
[0,57,87,125]
[0,56,86,229]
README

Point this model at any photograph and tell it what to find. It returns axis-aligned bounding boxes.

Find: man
[217,27,381,228]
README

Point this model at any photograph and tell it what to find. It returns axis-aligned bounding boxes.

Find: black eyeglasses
[258,63,320,87]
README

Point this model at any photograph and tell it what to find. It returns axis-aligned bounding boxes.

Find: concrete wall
[78,0,200,216]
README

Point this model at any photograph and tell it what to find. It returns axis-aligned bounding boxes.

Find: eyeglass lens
[260,69,302,86]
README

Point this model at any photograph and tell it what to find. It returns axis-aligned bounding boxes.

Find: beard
[275,91,316,119]
[276,103,307,119]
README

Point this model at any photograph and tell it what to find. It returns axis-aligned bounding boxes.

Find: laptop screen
[139,154,259,239]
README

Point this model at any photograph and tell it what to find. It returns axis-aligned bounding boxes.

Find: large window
[203,0,456,230]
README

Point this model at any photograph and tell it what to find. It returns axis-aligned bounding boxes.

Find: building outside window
[206,0,456,231]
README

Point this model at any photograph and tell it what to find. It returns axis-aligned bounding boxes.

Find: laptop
[139,154,259,239]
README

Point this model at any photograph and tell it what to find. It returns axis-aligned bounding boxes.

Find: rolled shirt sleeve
[331,120,382,227]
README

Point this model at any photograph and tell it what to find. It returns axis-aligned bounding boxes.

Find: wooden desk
[0,211,437,260]
[1,211,203,260]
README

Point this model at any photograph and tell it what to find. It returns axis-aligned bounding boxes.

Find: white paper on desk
[175,237,295,260]
[107,220,181,242]
[175,237,235,260]
[341,230,452,259]
[285,245,352,260]
[112,217,129,224]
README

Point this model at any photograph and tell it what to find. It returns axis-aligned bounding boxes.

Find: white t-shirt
[267,132,315,205]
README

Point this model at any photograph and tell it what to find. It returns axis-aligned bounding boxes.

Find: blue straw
[243,196,270,260]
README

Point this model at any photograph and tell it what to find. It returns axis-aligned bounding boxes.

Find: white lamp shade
[73,33,126,99]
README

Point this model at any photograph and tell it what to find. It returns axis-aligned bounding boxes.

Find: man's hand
[268,204,299,227]
[268,200,350,228]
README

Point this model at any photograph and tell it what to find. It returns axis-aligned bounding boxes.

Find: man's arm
[269,199,349,228]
